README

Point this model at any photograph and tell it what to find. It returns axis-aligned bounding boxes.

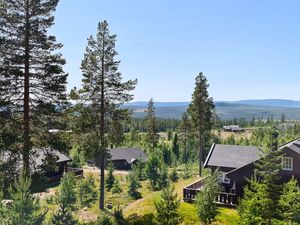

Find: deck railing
[183,178,237,207]
[66,167,84,177]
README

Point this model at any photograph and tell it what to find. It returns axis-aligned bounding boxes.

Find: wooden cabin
[183,139,300,206]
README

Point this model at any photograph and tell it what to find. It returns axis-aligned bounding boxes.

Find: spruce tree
[127,171,141,199]
[238,176,272,225]
[52,173,77,225]
[0,0,68,176]
[255,126,282,223]
[188,73,214,176]
[111,178,122,194]
[80,20,137,210]
[105,162,115,191]
[154,185,181,225]
[77,175,97,207]
[279,177,300,224]
[145,98,159,151]
[158,165,169,189]
[145,154,161,190]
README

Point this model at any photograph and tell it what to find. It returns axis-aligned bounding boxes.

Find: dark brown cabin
[108,148,147,170]
[183,139,300,206]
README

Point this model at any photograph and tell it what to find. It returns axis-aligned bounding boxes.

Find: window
[218,172,230,183]
[282,157,293,171]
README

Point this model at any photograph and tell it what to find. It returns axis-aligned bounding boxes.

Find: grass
[39,169,240,224]
[124,176,240,225]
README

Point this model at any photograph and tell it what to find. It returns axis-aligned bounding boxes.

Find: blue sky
[51,0,300,102]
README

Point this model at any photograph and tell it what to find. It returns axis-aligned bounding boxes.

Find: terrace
[183,177,237,207]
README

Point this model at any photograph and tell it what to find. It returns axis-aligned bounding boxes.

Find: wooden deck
[47,167,83,183]
[183,177,237,207]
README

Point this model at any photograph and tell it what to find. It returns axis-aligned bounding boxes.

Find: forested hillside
[125,101,300,120]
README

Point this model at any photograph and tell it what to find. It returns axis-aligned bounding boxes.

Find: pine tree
[77,175,97,207]
[172,133,180,161]
[279,177,300,224]
[145,98,159,151]
[106,162,115,191]
[52,173,77,225]
[145,154,161,190]
[195,170,219,225]
[188,73,215,176]
[154,185,181,225]
[158,165,169,189]
[111,178,122,194]
[180,112,191,163]
[80,20,137,210]
[127,171,141,199]
[0,0,68,176]
[6,174,45,225]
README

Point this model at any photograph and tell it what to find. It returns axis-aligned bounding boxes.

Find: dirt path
[83,166,129,175]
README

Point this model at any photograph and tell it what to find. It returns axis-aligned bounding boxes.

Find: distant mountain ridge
[124,99,300,120]
[126,99,300,108]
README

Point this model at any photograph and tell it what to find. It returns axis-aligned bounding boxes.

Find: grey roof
[0,148,71,169]
[33,148,72,166]
[108,148,147,164]
[280,138,300,155]
[204,144,261,169]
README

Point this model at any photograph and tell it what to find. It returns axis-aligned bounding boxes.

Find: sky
[51,0,300,102]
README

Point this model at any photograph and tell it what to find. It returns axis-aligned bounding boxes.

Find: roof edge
[203,143,216,168]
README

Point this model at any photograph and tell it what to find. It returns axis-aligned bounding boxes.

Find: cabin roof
[33,148,72,166]
[204,143,261,169]
[109,148,147,164]
[204,138,300,171]
[0,148,71,167]
[280,138,300,154]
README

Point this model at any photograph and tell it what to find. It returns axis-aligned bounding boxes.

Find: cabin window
[282,157,293,171]
[218,172,230,184]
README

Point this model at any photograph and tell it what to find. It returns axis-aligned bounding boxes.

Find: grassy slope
[124,177,240,225]
[40,171,239,224]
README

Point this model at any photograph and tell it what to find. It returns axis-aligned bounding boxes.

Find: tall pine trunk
[99,38,105,210]
[23,0,30,176]
[199,134,203,177]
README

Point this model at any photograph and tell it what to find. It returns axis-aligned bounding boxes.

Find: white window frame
[282,157,293,171]
[218,172,230,184]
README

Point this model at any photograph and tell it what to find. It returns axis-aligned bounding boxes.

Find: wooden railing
[183,178,237,207]
[66,167,84,177]
[216,192,237,206]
